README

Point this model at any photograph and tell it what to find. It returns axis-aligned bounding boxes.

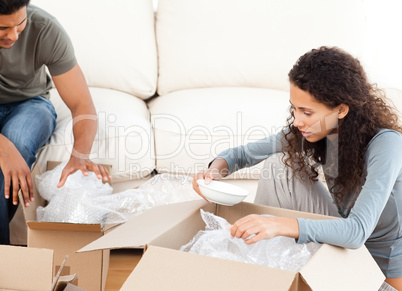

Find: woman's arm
[192,131,284,200]
[298,130,402,248]
[232,130,402,250]
[216,131,284,176]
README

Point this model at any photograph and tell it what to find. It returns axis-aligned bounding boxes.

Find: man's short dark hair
[0,0,30,15]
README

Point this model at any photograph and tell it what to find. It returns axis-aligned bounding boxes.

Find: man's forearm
[52,64,98,159]
[71,116,97,159]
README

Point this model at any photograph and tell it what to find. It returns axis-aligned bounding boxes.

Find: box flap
[215,202,337,223]
[50,255,78,291]
[0,245,53,290]
[58,283,86,291]
[121,245,297,291]
[300,244,385,290]
[77,200,208,252]
[46,161,63,171]
[26,221,103,232]
[51,255,69,291]
[53,276,78,291]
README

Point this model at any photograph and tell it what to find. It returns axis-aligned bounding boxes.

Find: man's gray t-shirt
[0,5,77,104]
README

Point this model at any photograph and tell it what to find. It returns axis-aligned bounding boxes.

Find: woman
[193,47,402,290]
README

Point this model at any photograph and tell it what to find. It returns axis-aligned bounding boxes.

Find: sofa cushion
[156,0,366,95]
[36,88,155,182]
[148,87,289,179]
[31,0,157,99]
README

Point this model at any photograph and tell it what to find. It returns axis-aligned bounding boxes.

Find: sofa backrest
[31,0,158,100]
[156,0,366,96]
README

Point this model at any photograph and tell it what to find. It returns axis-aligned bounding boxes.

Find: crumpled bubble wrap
[35,162,199,225]
[180,209,321,272]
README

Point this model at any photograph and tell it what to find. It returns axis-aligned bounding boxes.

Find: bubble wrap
[180,210,322,272]
[35,162,199,225]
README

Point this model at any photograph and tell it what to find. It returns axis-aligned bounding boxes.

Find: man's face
[0,6,27,49]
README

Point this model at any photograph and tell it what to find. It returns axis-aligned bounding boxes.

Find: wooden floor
[105,249,143,291]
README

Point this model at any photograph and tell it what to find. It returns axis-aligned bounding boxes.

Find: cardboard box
[20,163,115,291]
[78,200,386,291]
[0,245,79,291]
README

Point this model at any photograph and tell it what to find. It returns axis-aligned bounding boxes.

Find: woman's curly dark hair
[283,46,402,206]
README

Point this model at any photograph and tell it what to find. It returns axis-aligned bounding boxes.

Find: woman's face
[289,84,348,143]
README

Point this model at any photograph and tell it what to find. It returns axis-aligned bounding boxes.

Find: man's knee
[1,120,53,162]
[1,99,57,160]
[2,132,37,162]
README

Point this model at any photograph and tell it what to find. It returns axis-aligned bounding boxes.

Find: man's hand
[0,135,34,206]
[57,155,112,188]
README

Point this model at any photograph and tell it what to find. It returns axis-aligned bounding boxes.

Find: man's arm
[52,63,111,187]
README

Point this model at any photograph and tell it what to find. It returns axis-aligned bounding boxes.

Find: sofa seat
[36,87,155,183]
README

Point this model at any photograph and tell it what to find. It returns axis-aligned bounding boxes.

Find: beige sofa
[10,0,402,245]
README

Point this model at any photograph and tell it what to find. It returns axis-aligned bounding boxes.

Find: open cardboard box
[0,244,83,291]
[20,162,115,291]
[78,200,385,291]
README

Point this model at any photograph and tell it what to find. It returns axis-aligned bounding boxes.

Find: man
[0,0,111,244]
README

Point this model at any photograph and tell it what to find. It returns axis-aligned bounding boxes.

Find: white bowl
[197,179,249,206]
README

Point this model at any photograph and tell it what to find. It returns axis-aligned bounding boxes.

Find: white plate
[197,179,249,206]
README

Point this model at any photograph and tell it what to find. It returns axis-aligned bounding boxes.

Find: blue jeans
[0,96,57,244]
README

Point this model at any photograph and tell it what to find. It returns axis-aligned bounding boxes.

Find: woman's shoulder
[371,128,402,143]
[367,129,402,156]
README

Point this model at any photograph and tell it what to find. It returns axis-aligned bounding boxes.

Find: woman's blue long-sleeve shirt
[216,129,402,277]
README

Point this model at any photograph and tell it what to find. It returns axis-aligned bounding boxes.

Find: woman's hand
[192,157,229,202]
[230,214,300,244]
[57,155,112,188]
[192,168,223,202]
